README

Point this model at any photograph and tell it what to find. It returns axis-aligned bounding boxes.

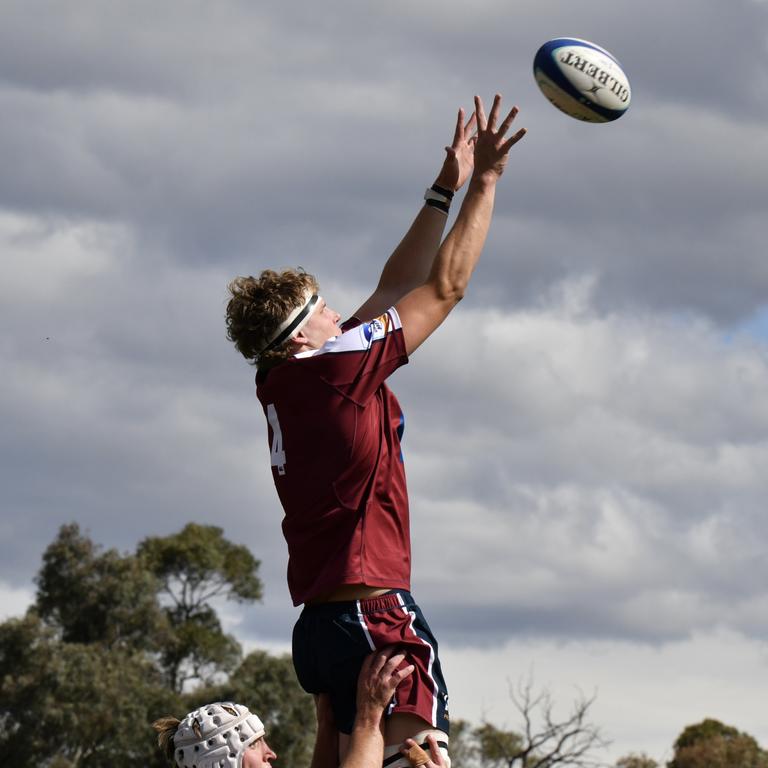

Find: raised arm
[353,108,477,322]
[340,649,414,768]
[309,648,414,768]
[395,94,526,355]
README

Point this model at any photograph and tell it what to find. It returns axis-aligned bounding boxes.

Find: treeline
[0,523,314,767]
[1,524,766,768]
[615,721,768,768]
[456,716,768,768]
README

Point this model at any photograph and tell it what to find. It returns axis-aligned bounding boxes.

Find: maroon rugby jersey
[256,308,410,605]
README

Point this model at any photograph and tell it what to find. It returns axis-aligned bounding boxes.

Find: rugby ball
[533,37,631,123]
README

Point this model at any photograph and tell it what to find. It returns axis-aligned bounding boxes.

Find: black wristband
[425,198,450,214]
[431,183,455,200]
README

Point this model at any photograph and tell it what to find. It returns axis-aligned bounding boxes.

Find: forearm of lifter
[339,708,385,768]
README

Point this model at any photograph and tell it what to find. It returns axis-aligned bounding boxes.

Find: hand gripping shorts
[292,590,450,735]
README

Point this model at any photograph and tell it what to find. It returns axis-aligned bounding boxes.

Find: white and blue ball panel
[533,37,631,123]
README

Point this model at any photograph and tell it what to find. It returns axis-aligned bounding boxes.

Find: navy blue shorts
[292,590,449,735]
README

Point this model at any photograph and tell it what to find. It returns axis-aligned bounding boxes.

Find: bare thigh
[338,713,433,761]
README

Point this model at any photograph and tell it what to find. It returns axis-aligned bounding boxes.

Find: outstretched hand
[471,93,526,183]
[435,108,477,192]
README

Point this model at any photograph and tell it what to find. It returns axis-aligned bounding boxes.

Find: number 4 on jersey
[266,403,286,475]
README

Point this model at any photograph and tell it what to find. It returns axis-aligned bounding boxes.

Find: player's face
[242,738,277,767]
[301,297,342,347]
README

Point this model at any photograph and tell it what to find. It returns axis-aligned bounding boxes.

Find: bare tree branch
[475,676,610,768]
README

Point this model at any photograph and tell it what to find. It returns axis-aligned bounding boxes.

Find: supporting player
[153,647,414,768]
[225,94,526,767]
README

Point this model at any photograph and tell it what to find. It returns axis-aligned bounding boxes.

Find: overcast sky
[2,0,768,763]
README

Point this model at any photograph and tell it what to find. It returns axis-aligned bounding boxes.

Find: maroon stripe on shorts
[356,591,439,727]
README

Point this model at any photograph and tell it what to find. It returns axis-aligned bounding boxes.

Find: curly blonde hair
[225,268,319,365]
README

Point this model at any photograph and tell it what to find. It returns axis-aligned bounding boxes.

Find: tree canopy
[35,523,166,649]
[5,524,768,768]
[0,523,310,768]
[616,754,659,768]
[668,718,768,768]
[138,522,262,691]
[0,612,179,767]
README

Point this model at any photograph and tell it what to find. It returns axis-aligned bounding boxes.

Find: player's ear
[288,332,308,351]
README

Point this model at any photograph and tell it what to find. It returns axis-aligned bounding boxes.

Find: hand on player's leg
[400,734,447,767]
[337,649,416,768]
[356,646,414,719]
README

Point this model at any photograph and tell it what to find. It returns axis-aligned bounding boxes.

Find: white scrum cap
[173,702,265,768]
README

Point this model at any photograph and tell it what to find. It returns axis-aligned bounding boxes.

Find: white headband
[260,291,319,354]
[174,702,265,768]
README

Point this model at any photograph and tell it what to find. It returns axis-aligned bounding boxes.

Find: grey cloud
[388,301,768,644]
[0,219,288,588]
[407,482,768,644]
[1,0,766,324]
[0,0,274,98]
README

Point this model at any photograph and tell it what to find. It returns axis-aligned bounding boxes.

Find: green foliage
[21,523,768,768]
[0,522,279,768]
[198,650,315,768]
[138,522,263,607]
[160,604,243,691]
[0,613,180,768]
[668,718,768,768]
[138,523,263,691]
[35,523,167,649]
[616,753,659,768]
[475,721,525,767]
[448,718,480,767]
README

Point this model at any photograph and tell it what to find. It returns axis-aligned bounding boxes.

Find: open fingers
[474,95,487,131]
[381,651,407,675]
[497,105,520,138]
[486,93,502,131]
[501,126,527,152]
[464,111,477,137]
[367,647,411,686]
[451,108,465,147]
[368,645,400,676]
[391,660,415,686]
[380,651,412,687]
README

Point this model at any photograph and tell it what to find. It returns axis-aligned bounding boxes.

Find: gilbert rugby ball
[533,37,631,123]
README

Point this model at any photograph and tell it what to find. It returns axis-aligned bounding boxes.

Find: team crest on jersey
[361,313,391,344]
